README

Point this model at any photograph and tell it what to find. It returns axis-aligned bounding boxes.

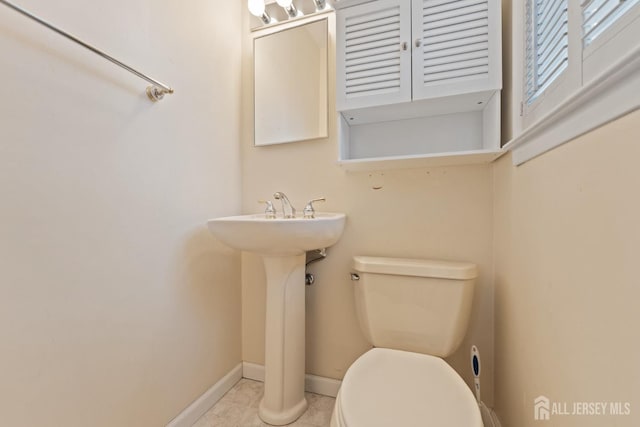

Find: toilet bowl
[330,348,482,427]
[331,256,482,427]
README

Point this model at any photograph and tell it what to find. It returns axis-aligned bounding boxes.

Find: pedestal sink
[207,212,346,425]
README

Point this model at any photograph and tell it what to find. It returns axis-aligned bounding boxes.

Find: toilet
[330,256,483,427]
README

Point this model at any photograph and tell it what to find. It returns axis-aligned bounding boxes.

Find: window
[525,0,569,105]
[507,0,640,165]
[523,0,639,110]
[583,0,640,46]
[522,0,639,112]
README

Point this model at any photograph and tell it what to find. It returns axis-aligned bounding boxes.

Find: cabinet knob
[415,39,422,48]
[400,41,408,51]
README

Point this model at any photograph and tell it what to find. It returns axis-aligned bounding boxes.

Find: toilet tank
[352,256,477,358]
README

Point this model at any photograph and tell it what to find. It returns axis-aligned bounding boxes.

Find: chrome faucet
[273,192,296,218]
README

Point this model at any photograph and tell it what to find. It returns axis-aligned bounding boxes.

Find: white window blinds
[582,0,640,46]
[525,0,569,104]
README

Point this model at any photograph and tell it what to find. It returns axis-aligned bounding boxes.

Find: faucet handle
[303,197,326,219]
[258,200,276,219]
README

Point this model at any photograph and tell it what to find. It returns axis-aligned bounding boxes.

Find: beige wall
[241,10,495,403]
[0,1,242,426]
[493,110,640,426]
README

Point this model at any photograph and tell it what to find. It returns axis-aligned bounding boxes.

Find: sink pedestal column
[258,254,308,425]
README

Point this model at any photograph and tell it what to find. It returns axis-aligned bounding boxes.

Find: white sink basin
[207,212,346,256]
[206,211,346,425]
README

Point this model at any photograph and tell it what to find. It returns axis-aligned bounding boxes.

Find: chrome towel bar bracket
[0,0,174,102]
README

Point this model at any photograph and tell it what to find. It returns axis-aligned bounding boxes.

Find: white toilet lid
[338,348,483,427]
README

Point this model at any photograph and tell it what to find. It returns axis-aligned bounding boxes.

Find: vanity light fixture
[312,0,327,11]
[248,0,272,24]
[276,0,299,18]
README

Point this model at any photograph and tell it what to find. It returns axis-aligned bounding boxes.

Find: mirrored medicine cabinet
[253,17,329,146]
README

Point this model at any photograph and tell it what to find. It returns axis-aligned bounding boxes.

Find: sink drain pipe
[305,248,327,285]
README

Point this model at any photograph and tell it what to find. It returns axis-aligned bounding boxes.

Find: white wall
[0,1,243,425]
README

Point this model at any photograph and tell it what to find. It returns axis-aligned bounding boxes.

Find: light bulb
[314,0,327,10]
[276,0,298,18]
[247,0,265,17]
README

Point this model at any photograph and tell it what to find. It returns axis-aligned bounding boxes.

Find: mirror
[253,19,328,146]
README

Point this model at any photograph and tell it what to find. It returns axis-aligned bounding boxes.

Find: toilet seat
[334,348,482,427]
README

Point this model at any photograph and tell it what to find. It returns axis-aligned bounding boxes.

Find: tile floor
[192,379,335,427]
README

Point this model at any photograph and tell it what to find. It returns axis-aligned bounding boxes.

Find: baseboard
[489,410,502,427]
[242,361,265,382]
[242,362,342,398]
[166,363,243,427]
[480,402,502,427]
[304,373,342,398]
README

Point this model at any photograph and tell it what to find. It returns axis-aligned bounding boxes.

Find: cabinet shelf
[337,148,503,171]
[340,90,496,125]
[338,90,501,168]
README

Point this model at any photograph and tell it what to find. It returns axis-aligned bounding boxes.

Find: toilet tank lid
[353,256,477,280]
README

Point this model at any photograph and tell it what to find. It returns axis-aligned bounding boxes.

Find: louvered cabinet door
[337,0,412,111]
[412,0,501,100]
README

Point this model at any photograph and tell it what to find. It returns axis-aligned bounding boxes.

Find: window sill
[504,45,640,166]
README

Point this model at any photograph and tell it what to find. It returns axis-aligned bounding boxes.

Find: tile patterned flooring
[192,379,335,427]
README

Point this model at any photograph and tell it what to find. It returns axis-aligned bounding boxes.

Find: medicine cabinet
[335,0,502,170]
[253,17,329,146]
